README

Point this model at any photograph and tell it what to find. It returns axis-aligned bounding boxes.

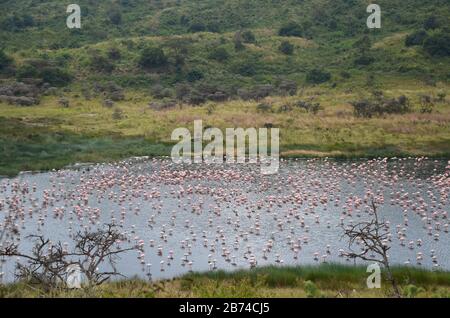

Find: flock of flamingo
[0,157,449,281]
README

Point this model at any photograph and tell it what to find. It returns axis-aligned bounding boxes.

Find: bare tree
[342,201,401,297]
[0,224,137,290]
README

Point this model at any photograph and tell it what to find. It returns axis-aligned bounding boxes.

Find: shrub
[188,23,206,33]
[1,13,34,31]
[148,99,177,111]
[423,16,439,30]
[206,23,220,33]
[0,50,13,71]
[279,41,294,55]
[241,30,256,43]
[207,91,229,102]
[304,280,320,298]
[232,61,257,76]
[256,103,273,113]
[108,47,122,60]
[0,95,38,106]
[112,108,124,120]
[16,60,71,87]
[306,69,331,84]
[186,90,206,105]
[278,22,303,37]
[108,90,125,101]
[295,100,321,114]
[102,99,114,108]
[423,32,450,57]
[420,95,434,113]
[340,71,351,79]
[108,9,122,25]
[405,30,428,47]
[436,92,446,103]
[138,47,168,69]
[208,47,230,62]
[175,83,191,100]
[404,284,425,298]
[58,97,69,108]
[151,84,173,99]
[186,69,204,82]
[351,94,411,117]
[354,54,375,66]
[277,80,298,96]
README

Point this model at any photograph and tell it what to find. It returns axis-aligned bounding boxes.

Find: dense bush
[351,93,411,118]
[232,60,257,76]
[279,41,294,55]
[186,69,204,82]
[405,30,428,47]
[423,16,440,30]
[294,100,321,114]
[188,23,206,33]
[423,31,450,57]
[16,60,72,87]
[306,69,331,84]
[278,22,303,37]
[40,67,72,87]
[138,47,168,69]
[1,13,34,31]
[151,84,173,99]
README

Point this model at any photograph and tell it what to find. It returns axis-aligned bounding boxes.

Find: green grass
[1,264,449,298]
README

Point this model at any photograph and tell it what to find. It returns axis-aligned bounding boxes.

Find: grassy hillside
[0,0,449,175]
[1,264,450,298]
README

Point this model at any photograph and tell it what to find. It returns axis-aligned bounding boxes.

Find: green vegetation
[1,264,449,298]
[0,0,449,176]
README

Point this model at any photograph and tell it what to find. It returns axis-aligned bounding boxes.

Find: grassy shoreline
[1,264,449,298]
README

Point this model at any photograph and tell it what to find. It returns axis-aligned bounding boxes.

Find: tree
[306,69,331,84]
[423,32,450,57]
[138,46,168,69]
[0,224,137,289]
[279,41,294,55]
[342,201,401,298]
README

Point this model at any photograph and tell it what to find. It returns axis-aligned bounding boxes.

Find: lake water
[0,157,449,283]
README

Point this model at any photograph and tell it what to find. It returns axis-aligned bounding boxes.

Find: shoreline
[2,147,449,178]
